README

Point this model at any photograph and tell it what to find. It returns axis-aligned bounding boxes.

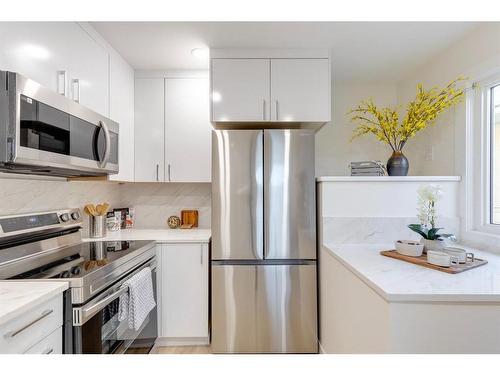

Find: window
[466,72,500,239]
[492,84,500,224]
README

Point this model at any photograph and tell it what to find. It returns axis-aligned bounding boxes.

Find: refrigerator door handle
[251,131,264,260]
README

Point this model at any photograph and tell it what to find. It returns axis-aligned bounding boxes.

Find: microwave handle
[99,120,111,168]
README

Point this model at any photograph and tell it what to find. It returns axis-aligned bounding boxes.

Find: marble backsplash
[0,177,211,229]
[120,182,211,228]
[321,216,461,245]
[0,178,122,215]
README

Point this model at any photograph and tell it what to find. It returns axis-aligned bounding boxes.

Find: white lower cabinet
[157,243,209,345]
[0,294,63,354]
[24,327,62,354]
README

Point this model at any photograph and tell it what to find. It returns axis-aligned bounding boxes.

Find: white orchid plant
[408,185,456,241]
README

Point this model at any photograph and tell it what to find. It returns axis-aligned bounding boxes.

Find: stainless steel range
[0,209,158,354]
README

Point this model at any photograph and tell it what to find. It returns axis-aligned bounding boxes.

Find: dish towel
[118,267,156,331]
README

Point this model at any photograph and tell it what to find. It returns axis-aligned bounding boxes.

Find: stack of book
[349,161,387,176]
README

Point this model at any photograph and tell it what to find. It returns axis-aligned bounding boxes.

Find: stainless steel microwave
[0,71,119,177]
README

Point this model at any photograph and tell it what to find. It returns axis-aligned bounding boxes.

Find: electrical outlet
[424,145,434,161]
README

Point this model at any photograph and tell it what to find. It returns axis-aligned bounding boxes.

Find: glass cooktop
[12,240,153,280]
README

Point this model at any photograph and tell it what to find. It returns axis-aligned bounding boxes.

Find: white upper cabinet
[270,59,331,122]
[134,78,165,182]
[165,78,212,182]
[0,22,109,116]
[109,52,135,182]
[211,59,270,122]
[64,26,109,116]
[210,50,331,124]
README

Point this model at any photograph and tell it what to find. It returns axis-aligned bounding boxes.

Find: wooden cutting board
[181,210,198,228]
[380,250,488,274]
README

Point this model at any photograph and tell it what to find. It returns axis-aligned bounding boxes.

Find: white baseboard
[157,337,210,347]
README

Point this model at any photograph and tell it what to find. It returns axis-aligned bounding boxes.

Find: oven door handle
[74,285,128,326]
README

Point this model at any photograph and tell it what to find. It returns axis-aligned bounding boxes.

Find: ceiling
[91,22,480,82]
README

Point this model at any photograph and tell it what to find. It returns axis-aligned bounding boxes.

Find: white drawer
[0,295,63,354]
[24,327,62,354]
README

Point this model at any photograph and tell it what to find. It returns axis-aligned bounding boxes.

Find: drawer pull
[8,309,54,338]
[42,348,54,354]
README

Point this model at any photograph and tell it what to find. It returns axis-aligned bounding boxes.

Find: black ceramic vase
[387,151,409,176]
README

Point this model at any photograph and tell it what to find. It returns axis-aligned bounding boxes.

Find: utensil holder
[89,215,107,238]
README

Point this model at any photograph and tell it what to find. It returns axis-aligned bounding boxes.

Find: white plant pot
[420,238,444,252]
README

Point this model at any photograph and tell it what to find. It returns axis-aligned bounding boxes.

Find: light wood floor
[157,345,212,354]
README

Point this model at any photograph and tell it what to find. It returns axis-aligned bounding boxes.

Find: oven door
[72,258,158,354]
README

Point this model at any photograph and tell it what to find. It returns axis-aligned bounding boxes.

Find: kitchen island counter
[323,242,500,302]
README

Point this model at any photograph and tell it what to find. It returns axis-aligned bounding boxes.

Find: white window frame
[465,71,500,240]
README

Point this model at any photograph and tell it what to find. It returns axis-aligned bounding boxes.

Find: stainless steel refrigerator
[211,129,317,353]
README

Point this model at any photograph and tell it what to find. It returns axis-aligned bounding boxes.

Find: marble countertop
[83,228,211,244]
[323,242,500,302]
[0,281,68,326]
[317,176,461,182]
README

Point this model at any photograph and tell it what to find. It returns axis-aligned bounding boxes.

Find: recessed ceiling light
[191,48,209,60]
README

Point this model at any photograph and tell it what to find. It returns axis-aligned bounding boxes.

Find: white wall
[317,24,500,178]
[397,23,500,176]
[315,83,398,176]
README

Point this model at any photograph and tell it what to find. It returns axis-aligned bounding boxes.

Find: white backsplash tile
[0,179,122,215]
[119,182,211,228]
[0,177,212,229]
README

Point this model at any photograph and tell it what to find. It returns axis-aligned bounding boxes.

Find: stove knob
[71,266,81,275]
[60,213,70,222]
[71,211,80,221]
[61,271,71,278]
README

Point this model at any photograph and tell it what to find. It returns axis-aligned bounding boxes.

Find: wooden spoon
[84,204,97,216]
[96,204,103,216]
[100,203,110,216]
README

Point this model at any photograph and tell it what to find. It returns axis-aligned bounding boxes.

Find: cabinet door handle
[57,70,67,96]
[42,348,54,354]
[200,247,203,265]
[72,79,80,103]
[262,99,266,121]
[156,164,159,182]
[7,309,53,338]
[167,164,171,182]
[275,100,279,121]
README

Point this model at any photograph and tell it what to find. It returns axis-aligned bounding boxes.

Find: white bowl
[395,240,424,257]
[426,250,459,267]
[442,246,474,264]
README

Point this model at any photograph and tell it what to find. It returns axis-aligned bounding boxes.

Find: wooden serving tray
[380,250,488,274]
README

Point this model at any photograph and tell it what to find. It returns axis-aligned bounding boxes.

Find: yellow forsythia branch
[349,77,467,151]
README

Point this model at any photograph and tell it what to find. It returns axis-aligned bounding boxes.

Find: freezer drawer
[211,263,318,353]
[264,129,316,260]
[212,130,264,260]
